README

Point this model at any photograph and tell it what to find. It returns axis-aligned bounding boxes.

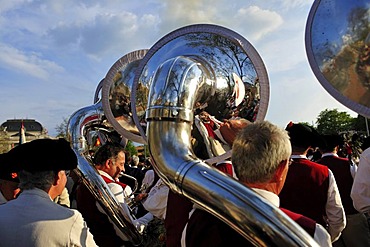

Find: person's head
[0,153,20,201]
[232,121,292,194]
[320,134,344,153]
[5,138,77,200]
[94,142,125,180]
[285,122,324,154]
[220,118,251,147]
[131,155,139,167]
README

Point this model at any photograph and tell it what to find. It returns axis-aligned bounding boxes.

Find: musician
[279,122,346,242]
[76,142,153,247]
[0,153,20,204]
[182,121,332,247]
[317,134,370,246]
[0,138,97,247]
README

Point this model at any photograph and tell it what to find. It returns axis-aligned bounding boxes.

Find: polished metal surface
[102,49,148,144]
[94,78,104,104]
[67,100,142,246]
[306,0,370,117]
[132,24,318,246]
[132,25,269,145]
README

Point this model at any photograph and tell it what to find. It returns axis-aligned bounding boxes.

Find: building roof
[1,119,44,133]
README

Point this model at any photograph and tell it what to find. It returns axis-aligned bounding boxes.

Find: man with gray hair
[0,138,97,247]
[182,121,331,247]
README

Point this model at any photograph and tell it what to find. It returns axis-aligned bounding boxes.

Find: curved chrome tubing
[67,100,142,246]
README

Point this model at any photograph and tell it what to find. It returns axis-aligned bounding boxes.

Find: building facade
[0,119,51,153]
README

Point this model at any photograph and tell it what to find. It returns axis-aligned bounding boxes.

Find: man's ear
[53,171,62,186]
[273,160,288,182]
[104,159,112,169]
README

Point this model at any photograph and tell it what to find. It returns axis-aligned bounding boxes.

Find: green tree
[55,117,69,139]
[316,109,355,134]
[298,122,315,129]
[125,140,138,157]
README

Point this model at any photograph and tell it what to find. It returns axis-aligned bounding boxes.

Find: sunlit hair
[93,142,125,166]
[232,121,291,184]
[18,170,56,191]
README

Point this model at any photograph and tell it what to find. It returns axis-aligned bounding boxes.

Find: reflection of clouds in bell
[309,0,370,113]
[216,78,228,89]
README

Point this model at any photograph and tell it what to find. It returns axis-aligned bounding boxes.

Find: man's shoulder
[297,159,329,172]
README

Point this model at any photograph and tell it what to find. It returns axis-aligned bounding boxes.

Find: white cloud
[0,43,64,80]
[234,6,284,41]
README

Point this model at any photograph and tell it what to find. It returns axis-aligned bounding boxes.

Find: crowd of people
[1,119,370,247]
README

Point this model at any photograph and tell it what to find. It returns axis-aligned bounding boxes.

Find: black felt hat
[0,153,19,182]
[321,134,344,151]
[6,138,77,173]
[285,122,324,148]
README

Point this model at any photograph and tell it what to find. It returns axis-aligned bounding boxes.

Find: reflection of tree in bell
[320,6,370,107]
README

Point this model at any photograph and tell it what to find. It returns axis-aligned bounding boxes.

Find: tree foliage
[55,117,69,139]
[316,109,355,134]
[125,140,138,157]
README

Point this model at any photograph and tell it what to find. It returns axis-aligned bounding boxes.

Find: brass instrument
[128,24,317,246]
[66,0,370,243]
[67,50,149,246]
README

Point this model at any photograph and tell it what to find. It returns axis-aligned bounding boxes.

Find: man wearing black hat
[279,122,346,243]
[0,138,98,247]
[317,134,370,246]
[0,153,20,204]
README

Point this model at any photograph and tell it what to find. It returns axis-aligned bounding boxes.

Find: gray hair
[18,170,56,191]
[232,121,291,184]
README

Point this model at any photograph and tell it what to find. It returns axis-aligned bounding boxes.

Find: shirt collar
[20,188,53,201]
[98,170,115,181]
[291,154,307,159]
[321,153,338,158]
[252,188,280,207]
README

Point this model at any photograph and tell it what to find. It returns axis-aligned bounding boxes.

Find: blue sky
[0,0,357,137]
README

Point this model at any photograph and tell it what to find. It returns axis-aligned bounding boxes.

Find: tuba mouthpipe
[67,100,142,246]
[146,57,318,246]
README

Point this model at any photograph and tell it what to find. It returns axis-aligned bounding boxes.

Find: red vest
[280,208,316,237]
[317,155,358,215]
[279,158,329,227]
[165,190,193,247]
[101,174,127,189]
[185,209,253,247]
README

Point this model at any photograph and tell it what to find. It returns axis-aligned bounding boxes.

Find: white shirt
[98,170,132,198]
[97,170,153,232]
[141,169,155,192]
[351,147,370,213]
[142,179,169,219]
[0,190,7,204]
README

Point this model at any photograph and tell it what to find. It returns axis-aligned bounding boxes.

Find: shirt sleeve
[70,210,98,247]
[326,169,346,242]
[142,179,169,219]
[349,160,358,179]
[107,182,126,204]
[351,149,370,213]
[313,223,332,247]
